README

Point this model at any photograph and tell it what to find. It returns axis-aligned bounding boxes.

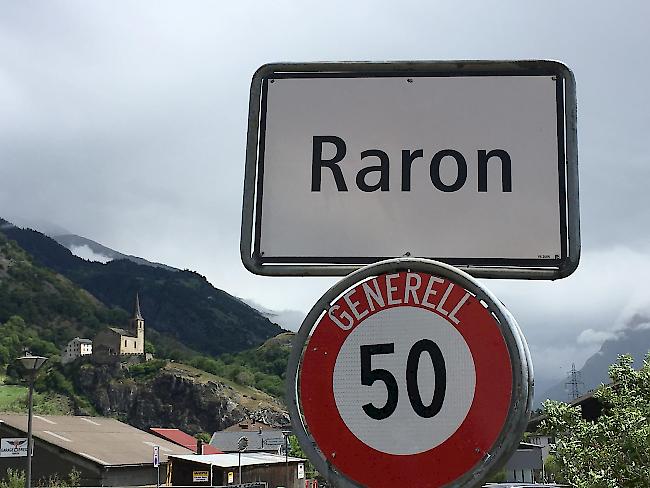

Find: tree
[195,432,211,444]
[544,454,566,484]
[540,354,650,487]
[288,435,322,482]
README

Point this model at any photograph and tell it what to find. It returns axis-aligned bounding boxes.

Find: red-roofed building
[150,428,223,454]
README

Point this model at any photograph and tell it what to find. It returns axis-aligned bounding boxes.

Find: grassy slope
[0,377,73,415]
[164,363,283,411]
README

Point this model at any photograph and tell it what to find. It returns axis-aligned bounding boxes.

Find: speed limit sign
[287,259,532,488]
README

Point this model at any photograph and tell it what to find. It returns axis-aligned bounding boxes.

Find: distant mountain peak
[52,234,177,271]
[240,298,305,332]
[0,218,16,230]
[2,215,71,236]
[1,216,175,270]
[541,313,650,403]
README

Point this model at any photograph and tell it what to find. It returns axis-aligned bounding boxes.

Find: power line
[565,362,584,401]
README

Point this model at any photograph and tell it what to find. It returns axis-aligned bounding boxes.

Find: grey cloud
[1,1,650,400]
[577,329,620,346]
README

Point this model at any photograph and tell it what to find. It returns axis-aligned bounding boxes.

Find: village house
[60,337,93,364]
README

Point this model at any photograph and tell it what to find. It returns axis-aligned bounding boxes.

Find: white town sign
[241,60,578,279]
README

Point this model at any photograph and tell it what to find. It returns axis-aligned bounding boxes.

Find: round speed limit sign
[287,259,532,488]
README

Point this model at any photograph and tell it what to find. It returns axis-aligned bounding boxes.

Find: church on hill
[94,294,145,356]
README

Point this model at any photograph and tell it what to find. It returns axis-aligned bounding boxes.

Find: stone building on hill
[93,294,145,357]
[61,337,93,364]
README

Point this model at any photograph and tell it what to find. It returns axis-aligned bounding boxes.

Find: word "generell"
[311,135,512,193]
[328,272,471,331]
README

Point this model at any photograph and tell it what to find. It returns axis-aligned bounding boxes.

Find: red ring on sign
[299,271,512,488]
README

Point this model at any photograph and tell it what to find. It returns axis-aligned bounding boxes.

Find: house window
[125,340,127,347]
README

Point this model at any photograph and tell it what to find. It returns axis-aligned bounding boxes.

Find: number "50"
[360,340,446,420]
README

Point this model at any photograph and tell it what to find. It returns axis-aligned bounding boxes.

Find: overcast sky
[2,1,650,396]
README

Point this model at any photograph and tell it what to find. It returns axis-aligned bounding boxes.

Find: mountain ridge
[53,233,177,271]
[542,315,650,402]
[0,218,284,357]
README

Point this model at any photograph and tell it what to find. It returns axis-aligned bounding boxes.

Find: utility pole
[565,363,584,401]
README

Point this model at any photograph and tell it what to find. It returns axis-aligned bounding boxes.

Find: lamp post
[237,436,248,485]
[16,352,48,488]
[282,431,291,488]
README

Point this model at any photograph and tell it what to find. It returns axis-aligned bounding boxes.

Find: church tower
[129,293,145,353]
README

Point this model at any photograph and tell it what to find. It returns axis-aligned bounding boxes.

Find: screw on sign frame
[287,258,532,488]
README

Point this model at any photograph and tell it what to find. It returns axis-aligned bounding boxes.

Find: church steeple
[133,293,143,320]
[129,293,145,342]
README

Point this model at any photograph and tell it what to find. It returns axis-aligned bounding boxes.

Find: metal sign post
[240,59,578,488]
[287,259,532,488]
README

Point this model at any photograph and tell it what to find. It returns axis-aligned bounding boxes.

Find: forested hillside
[0,224,293,431]
[1,219,283,356]
[0,230,126,412]
[0,231,127,361]
[188,332,293,399]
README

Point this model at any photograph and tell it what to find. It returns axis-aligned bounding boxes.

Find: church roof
[108,327,136,338]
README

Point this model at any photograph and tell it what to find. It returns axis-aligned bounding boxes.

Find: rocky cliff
[70,360,288,434]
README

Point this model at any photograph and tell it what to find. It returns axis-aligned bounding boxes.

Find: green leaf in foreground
[540,354,650,488]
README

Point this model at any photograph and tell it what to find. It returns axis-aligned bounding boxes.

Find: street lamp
[282,431,291,488]
[16,351,48,488]
[237,436,248,484]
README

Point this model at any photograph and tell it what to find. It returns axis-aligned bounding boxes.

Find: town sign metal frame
[241,60,579,279]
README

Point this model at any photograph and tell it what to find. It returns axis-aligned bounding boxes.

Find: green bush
[0,468,25,488]
[127,359,167,379]
[36,467,80,488]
